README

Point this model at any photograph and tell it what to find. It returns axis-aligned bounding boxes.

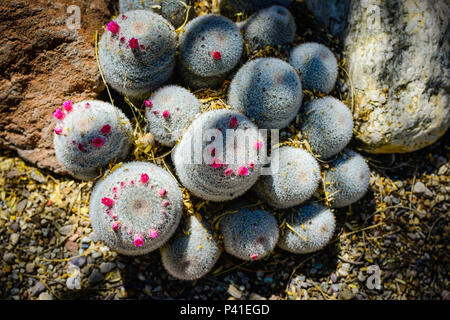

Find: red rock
[0,0,115,173]
[65,240,78,253]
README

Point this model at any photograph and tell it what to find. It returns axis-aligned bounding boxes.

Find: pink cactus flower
[106,20,120,35]
[120,36,126,43]
[53,108,65,120]
[254,140,263,150]
[162,200,170,207]
[248,161,255,170]
[159,188,167,196]
[101,197,114,207]
[212,51,222,60]
[101,124,111,134]
[148,229,158,239]
[153,110,159,115]
[78,143,86,152]
[121,14,127,20]
[92,137,105,147]
[210,158,222,169]
[63,100,73,113]
[224,168,233,176]
[238,166,249,176]
[144,100,152,108]
[85,102,90,108]
[140,173,149,184]
[54,126,63,135]
[106,209,112,217]
[250,253,258,260]
[229,116,238,128]
[120,181,126,187]
[162,110,170,119]
[128,37,139,49]
[112,187,118,193]
[112,221,120,231]
[133,234,144,247]
[210,148,216,156]
[140,44,145,50]
[112,213,118,220]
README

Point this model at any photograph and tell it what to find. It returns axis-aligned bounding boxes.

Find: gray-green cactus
[160,215,222,280]
[89,161,183,255]
[53,100,132,180]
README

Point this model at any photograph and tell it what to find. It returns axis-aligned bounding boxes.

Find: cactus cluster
[99,10,176,102]
[89,161,183,256]
[253,146,320,209]
[220,207,279,261]
[241,5,297,51]
[289,42,338,94]
[53,100,132,180]
[178,14,243,90]
[160,215,222,280]
[228,57,302,129]
[324,149,370,208]
[173,109,263,202]
[301,96,354,159]
[119,0,194,29]
[278,202,336,254]
[144,85,202,147]
[219,0,292,16]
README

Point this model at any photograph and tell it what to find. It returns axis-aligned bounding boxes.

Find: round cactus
[178,14,243,90]
[289,42,338,94]
[253,146,320,209]
[99,10,176,102]
[53,100,132,180]
[160,215,222,280]
[278,201,336,254]
[220,207,279,261]
[219,0,292,16]
[228,57,303,129]
[301,96,354,159]
[324,149,370,208]
[144,85,202,147]
[242,5,296,51]
[173,109,263,202]
[89,161,183,256]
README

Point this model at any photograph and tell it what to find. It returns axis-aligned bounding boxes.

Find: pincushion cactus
[178,14,243,90]
[289,42,338,94]
[99,10,176,102]
[89,161,183,255]
[324,149,370,208]
[219,0,292,16]
[253,146,320,209]
[173,109,263,202]
[242,5,296,51]
[160,215,222,280]
[278,201,336,254]
[228,57,302,129]
[301,96,354,159]
[220,207,279,261]
[144,85,202,147]
[53,100,132,180]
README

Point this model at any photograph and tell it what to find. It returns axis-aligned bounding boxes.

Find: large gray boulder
[305,0,449,153]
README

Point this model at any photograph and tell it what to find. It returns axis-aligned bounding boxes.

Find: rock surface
[0,0,116,173]
[305,0,450,153]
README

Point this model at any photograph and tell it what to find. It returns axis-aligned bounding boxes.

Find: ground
[0,0,448,300]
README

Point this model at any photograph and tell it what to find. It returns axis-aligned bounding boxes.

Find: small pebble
[100,262,116,274]
[88,269,104,285]
[38,292,54,300]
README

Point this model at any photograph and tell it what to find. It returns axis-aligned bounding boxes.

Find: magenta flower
[128,37,139,49]
[85,102,90,108]
[112,221,120,232]
[248,161,255,170]
[250,253,258,260]
[63,100,73,113]
[210,158,222,169]
[153,110,159,115]
[92,137,105,147]
[140,173,149,184]
[112,187,118,193]
[162,200,170,207]
[162,110,170,119]
[148,229,158,239]
[229,116,238,128]
[101,197,114,207]
[53,108,65,120]
[224,168,233,177]
[54,126,63,135]
[212,51,222,60]
[254,140,263,150]
[237,166,249,176]
[101,124,111,134]
[159,188,167,197]
[78,143,86,152]
[144,100,152,108]
[106,20,120,35]
[210,148,216,156]
[121,14,127,20]
[133,234,144,247]
[120,36,126,43]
